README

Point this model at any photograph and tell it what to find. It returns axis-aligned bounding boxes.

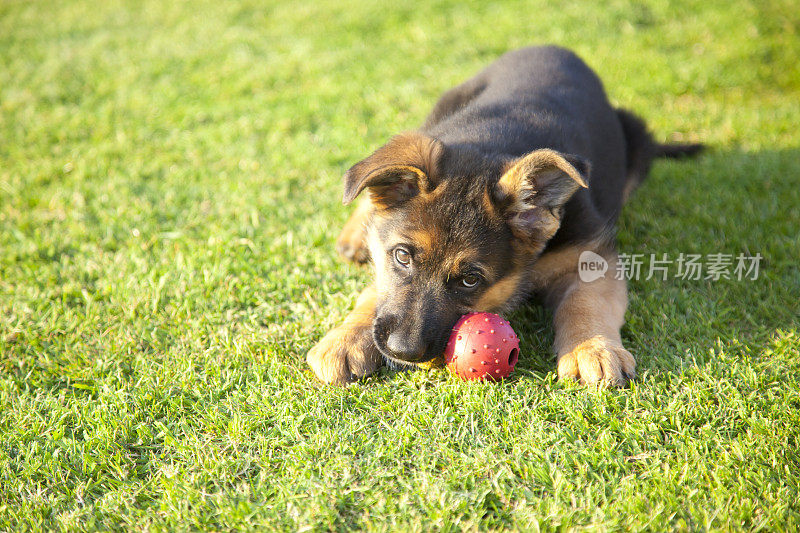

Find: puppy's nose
[385,332,427,361]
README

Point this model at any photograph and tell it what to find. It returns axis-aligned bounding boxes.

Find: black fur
[421,46,701,249]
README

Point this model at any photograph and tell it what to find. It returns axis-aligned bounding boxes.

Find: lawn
[1,0,799,530]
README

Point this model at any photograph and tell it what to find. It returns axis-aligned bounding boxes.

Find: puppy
[307,46,701,386]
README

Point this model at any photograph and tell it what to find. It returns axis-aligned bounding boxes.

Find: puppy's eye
[461,273,480,288]
[394,247,411,267]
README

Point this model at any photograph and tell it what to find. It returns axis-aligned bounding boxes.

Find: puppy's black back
[422,46,628,244]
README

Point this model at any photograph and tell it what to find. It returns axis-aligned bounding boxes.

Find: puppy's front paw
[307,324,382,384]
[336,222,370,264]
[557,335,636,387]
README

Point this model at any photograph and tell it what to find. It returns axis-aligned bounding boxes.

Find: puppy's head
[343,132,588,366]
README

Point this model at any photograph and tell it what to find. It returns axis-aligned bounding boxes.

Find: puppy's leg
[336,196,372,264]
[535,246,636,387]
[307,285,383,384]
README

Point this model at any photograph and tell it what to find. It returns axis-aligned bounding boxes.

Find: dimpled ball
[443,312,520,381]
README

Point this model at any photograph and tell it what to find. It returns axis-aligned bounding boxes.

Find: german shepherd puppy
[307,46,701,386]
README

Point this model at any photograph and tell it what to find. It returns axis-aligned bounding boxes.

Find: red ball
[443,312,520,381]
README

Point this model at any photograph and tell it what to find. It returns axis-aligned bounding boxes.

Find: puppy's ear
[343,132,445,208]
[493,149,589,241]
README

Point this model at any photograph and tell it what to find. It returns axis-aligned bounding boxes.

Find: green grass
[2,0,799,530]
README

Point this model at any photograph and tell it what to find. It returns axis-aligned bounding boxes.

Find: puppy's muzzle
[373,314,439,364]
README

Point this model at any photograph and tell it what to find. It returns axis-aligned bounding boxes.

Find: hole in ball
[508,348,519,367]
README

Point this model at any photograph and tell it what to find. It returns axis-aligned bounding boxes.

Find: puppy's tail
[653,142,705,159]
[616,108,703,202]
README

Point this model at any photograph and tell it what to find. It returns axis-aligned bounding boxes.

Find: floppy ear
[493,149,589,241]
[342,132,444,208]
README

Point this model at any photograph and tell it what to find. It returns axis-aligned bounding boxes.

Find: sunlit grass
[1,0,798,530]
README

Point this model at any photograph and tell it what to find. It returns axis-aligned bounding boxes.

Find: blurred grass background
[1,0,799,530]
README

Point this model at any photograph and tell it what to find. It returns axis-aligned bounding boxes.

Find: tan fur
[343,132,444,207]
[306,286,382,384]
[533,246,635,386]
[494,150,588,246]
[406,228,436,255]
[530,238,607,289]
[520,208,562,249]
[496,149,587,207]
[445,248,481,275]
[336,196,373,263]
[420,177,449,203]
[367,230,389,297]
[366,166,427,208]
[556,335,635,387]
[474,271,524,311]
